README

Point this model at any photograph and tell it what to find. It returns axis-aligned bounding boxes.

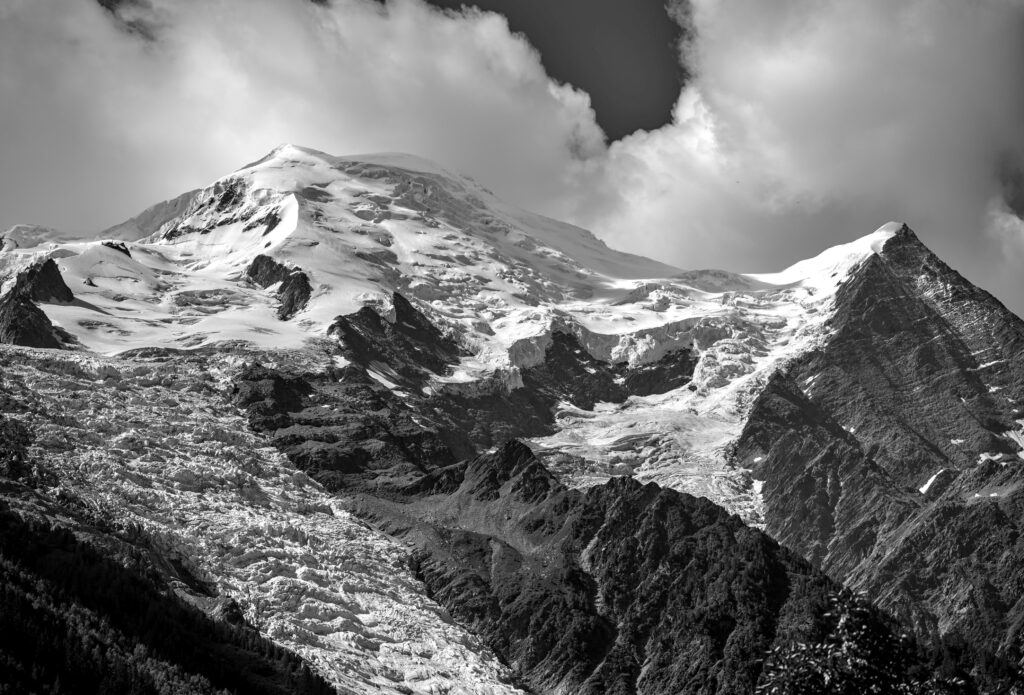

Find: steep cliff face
[324,437,968,695]
[12,258,75,304]
[735,226,1024,688]
[787,226,1023,486]
[4,145,1022,692]
[231,308,966,694]
[236,293,697,488]
[0,259,76,349]
[245,255,313,320]
[340,441,840,695]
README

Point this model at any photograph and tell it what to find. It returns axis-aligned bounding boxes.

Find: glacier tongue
[2,346,523,695]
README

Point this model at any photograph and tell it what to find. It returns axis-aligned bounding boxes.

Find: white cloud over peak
[0,0,603,234]
[0,0,1022,311]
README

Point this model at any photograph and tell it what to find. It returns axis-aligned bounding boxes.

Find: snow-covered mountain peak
[745,222,900,292]
[7,149,1021,693]
[2,145,691,358]
[0,149,962,524]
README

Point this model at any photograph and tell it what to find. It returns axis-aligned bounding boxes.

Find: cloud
[0,0,604,235]
[563,0,1024,311]
[0,0,1022,312]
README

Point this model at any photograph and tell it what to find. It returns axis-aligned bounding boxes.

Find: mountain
[736,225,1024,680]
[0,144,1020,692]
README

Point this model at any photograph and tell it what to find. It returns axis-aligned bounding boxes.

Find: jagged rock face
[235,294,697,487]
[328,292,464,384]
[5,144,1024,692]
[246,255,313,320]
[101,240,132,257]
[0,259,76,348]
[621,347,697,396]
[0,292,64,349]
[796,228,1024,485]
[347,441,874,694]
[233,363,313,430]
[735,227,1024,689]
[736,374,913,570]
[13,259,74,304]
[0,347,526,695]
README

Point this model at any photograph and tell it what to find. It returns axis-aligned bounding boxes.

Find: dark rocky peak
[875,224,1024,363]
[398,442,954,694]
[0,291,66,349]
[735,372,915,571]
[245,255,312,320]
[12,259,74,304]
[804,225,1024,485]
[158,178,262,241]
[392,291,432,329]
[880,221,917,245]
[231,363,312,431]
[460,440,561,504]
[0,259,75,349]
[525,331,629,409]
[101,240,132,257]
[520,330,697,411]
[328,292,462,385]
[736,230,1024,688]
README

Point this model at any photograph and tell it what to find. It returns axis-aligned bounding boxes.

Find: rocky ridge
[1,147,1022,691]
[734,226,1024,688]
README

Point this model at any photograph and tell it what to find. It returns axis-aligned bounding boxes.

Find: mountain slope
[1,146,1023,691]
[735,226,1024,688]
[0,346,525,695]
[0,145,912,522]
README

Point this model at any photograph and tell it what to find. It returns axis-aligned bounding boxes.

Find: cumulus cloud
[0,0,1022,312]
[0,0,604,235]
[565,0,1024,313]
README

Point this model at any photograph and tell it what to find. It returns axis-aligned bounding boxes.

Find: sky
[0,0,1022,315]
[417,0,686,140]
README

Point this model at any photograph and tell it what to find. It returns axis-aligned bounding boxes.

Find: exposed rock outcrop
[340,441,956,694]
[245,255,313,320]
[239,295,698,486]
[328,292,463,385]
[734,226,1024,689]
[101,240,132,257]
[0,291,65,349]
[12,259,74,304]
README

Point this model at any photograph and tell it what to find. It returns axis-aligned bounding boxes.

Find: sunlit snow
[4,144,900,527]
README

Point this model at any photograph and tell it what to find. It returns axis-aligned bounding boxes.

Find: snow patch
[366,369,400,390]
[919,469,944,494]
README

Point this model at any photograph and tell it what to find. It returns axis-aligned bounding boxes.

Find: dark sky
[421,0,686,141]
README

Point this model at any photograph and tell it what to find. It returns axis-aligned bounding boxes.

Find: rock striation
[246,254,313,320]
[734,226,1024,690]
